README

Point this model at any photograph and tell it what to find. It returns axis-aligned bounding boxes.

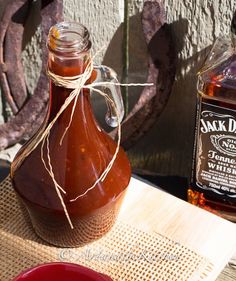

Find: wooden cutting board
[118,177,236,281]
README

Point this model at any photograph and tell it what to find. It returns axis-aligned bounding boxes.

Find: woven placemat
[0,176,213,281]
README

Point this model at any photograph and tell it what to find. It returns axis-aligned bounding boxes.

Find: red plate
[12,262,113,281]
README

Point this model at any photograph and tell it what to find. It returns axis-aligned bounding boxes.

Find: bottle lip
[47,22,91,56]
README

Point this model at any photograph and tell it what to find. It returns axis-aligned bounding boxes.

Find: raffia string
[28,56,153,229]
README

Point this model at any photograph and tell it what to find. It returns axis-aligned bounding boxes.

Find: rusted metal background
[0,0,63,149]
[0,0,175,151]
[116,0,176,149]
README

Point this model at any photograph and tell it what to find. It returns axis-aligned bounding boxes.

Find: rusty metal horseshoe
[115,0,176,149]
[0,0,63,149]
[0,0,175,151]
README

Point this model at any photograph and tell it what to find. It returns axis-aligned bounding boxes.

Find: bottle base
[33,220,115,248]
[20,191,127,248]
[187,188,236,222]
[28,204,121,248]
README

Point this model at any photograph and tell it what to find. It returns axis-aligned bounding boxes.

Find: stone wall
[0,0,235,177]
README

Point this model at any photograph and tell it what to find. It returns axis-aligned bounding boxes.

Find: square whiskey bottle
[188,12,236,221]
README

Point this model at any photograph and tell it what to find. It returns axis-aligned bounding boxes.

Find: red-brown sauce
[11,54,131,247]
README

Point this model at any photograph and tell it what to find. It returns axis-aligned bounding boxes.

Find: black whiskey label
[193,101,236,199]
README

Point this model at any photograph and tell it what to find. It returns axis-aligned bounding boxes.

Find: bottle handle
[93,65,124,127]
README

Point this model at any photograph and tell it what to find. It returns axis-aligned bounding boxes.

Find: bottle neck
[48,49,91,75]
[47,50,88,116]
[49,82,94,124]
[46,22,94,119]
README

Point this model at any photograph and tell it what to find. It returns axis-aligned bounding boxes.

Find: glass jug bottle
[11,22,131,247]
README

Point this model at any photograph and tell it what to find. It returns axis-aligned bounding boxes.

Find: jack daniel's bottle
[188,12,236,221]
